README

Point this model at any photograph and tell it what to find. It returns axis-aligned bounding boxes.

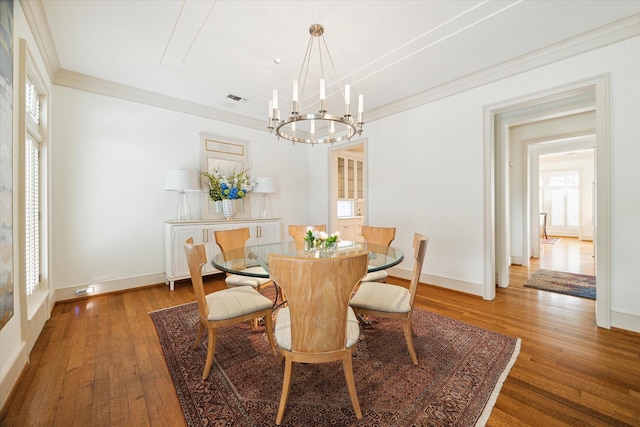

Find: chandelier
[268,24,364,145]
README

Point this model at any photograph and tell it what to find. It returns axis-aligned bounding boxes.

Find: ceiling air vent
[226,94,248,103]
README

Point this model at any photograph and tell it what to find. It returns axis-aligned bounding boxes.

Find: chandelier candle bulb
[358,94,363,114]
[268,24,364,144]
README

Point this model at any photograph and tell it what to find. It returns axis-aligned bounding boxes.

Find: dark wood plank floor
[1,238,639,426]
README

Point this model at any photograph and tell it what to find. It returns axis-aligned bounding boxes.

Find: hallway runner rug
[524,269,596,299]
[150,301,520,427]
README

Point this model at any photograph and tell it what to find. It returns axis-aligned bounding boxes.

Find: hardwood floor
[2,241,638,426]
[534,236,595,276]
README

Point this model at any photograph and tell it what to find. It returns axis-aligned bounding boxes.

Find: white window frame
[540,170,580,233]
[19,40,48,309]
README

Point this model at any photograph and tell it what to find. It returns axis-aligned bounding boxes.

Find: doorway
[536,148,595,276]
[484,76,610,328]
[529,147,596,276]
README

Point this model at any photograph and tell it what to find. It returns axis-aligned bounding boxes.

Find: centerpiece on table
[304,229,340,257]
[201,168,253,220]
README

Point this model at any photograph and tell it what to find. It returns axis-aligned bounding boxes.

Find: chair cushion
[361,269,388,282]
[274,306,360,351]
[349,281,411,313]
[205,286,273,321]
[225,266,272,288]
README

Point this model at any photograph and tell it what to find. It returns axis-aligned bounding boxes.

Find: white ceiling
[33,0,640,126]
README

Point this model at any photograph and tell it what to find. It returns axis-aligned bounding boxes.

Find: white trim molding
[484,75,610,327]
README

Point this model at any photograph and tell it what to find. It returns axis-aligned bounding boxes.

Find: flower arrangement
[201,168,253,201]
[304,229,340,250]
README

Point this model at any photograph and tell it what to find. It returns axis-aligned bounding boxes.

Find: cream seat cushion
[205,286,273,321]
[225,266,272,288]
[349,282,411,313]
[275,306,361,351]
[360,269,388,283]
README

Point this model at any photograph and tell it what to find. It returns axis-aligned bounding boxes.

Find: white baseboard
[387,266,484,297]
[0,341,27,411]
[389,267,640,333]
[54,273,167,302]
[611,310,640,333]
[510,256,525,266]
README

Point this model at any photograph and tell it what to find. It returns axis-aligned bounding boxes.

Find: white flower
[317,231,329,241]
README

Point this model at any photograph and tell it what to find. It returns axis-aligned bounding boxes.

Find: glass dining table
[211,240,404,279]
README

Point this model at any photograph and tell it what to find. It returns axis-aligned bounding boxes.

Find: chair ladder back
[214,227,251,252]
[270,253,368,353]
[214,228,251,271]
[361,225,396,247]
[183,238,210,321]
[408,234,429,307]
[288,224,327,243]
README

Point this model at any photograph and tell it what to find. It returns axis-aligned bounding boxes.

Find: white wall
[366,36,639,330]
[50,86,312,296]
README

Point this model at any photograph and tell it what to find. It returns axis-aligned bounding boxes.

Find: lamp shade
[253,176,278,194]
[164,170,200,192]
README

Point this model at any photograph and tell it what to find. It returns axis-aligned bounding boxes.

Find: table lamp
[165,169,201,221]
[253,177,278,218]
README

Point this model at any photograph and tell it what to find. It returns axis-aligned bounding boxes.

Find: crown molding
[365,13,640,123]
[19,0,60,80]
[22,0,640,130]
[53,69,267,131]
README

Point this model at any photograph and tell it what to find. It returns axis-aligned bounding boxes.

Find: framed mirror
[200,133,251,219]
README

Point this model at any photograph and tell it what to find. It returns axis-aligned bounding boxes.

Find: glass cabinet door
[337,157,345,198]
[347,159,355,198]
[356,160,363,199]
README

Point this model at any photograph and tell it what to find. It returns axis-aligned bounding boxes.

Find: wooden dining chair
[360,225,396,282]
[349,233,428,365]
[183,238,277,380]
[269,252,369,425]
[214,227,272,290]
[287,224,326,243]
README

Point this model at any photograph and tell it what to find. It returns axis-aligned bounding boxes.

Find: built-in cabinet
[164,219,281,290]
[337,217,365,242]
[337,154,364,200]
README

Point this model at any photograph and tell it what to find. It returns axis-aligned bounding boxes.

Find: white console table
[164,218,281,290]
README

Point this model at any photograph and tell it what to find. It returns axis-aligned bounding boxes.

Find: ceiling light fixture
[268,24,364,145]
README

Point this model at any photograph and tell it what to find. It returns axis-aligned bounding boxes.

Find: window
[24,72,44,297]
[337,200,355,217]
[541,171,579,228]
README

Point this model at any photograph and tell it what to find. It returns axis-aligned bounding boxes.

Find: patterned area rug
[150,301,520,427]
[524,269,596,299]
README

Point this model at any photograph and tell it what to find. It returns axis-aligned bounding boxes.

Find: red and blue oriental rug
[524,269,596,299]
[150,301,520,426]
